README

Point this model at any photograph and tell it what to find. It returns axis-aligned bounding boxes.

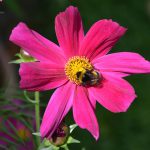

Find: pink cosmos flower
[9,6,150,140]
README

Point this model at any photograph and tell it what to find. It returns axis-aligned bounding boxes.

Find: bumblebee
[76,69,100,86]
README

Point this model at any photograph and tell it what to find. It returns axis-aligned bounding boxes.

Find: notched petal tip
[62,5,79,13]
[66,5,78,11]
[95,19,127,32]
[55,5,80,25]
[55,5,84,58]
[79,19,127,59]
[104,19,127,37]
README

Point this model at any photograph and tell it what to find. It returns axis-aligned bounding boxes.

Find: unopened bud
[49,123,70,146]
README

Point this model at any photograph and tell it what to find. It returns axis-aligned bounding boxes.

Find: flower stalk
[35,91,41,147]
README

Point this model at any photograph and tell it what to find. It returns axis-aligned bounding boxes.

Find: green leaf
[67,136,80,144]
[69,124,78,133]
[61,145,69,150]
[8,59,23,64]
[32,132,41,137]
[15,53,22,57]
[9,51,36,64]
[38,139,59,150]
[52,146,59,150]
[40,147,54,150]
[43,139,51,147]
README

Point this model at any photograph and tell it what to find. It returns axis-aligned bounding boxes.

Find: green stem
[35,91,41,147]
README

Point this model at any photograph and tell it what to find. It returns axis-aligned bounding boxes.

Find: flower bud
[49,123,70,146]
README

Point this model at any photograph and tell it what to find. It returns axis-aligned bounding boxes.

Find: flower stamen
[65,56,95,85]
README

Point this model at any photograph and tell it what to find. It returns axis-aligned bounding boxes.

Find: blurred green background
[0,0,150,150]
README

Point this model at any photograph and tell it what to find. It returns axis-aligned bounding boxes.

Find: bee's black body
[76,69,100,86]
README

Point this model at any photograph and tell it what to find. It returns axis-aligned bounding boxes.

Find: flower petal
[88,91,97,109]
[79,19,126,60]
[40,82,75,138]
[88,73,137,113]
[73,86,99,140]
[93,52,150,75]
[19,62,67,91]
[9,22,66,64]
[55,6,84,58]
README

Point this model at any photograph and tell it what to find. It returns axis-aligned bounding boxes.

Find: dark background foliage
[0,0,150,150]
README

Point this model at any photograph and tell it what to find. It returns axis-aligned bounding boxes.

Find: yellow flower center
[65,56,93,85]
